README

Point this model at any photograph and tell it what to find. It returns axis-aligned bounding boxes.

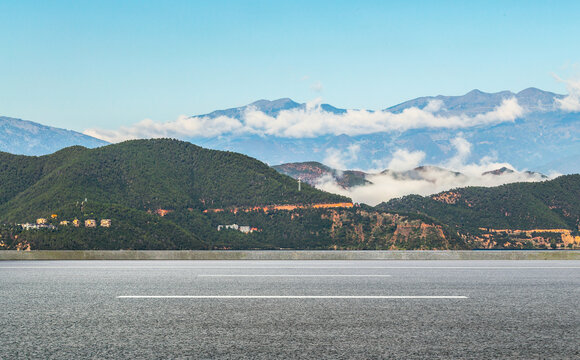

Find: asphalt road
[1,260,579,359]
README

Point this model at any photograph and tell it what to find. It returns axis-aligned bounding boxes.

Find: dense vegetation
[379,175,580,233]
[2,139,414,250]
[0,202,204,250]
[0,204,455,250]
[0,139,347,222]
[3,139,574,250]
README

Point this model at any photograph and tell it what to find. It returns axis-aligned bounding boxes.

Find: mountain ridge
[0,116,108,156]
[187,88,578,173]
[192,88,564,119]
[3,87,578,175]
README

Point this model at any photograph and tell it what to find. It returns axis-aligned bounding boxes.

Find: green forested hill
[0,139,459,250]
[0,139,360,250]
[378,175,580,232]
[0,139,347,222]
[7,138,573,251]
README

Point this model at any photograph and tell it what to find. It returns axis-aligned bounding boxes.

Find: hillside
[0,116,108,155]
[378,175,580,249]
[0,139,458,250]
[273,162,370,188]
[0,139,346,221]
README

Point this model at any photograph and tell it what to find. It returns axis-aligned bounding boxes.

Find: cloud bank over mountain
[82,86,578,176]
[85,97,524,142]
[315,136,553,206]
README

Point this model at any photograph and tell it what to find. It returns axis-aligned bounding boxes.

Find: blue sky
[1,0,579,131]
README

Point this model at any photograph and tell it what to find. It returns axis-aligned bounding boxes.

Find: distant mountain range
[2,87,579,174]
[0,116,108,155]
[189,88,579,174]
[386,87,559,114]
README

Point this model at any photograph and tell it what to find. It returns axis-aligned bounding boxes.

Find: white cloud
[84,115,243,143]
[386,149,426,172]
[444,136,472,169]
[323,143,360,170]
[84,97,525,142]
[554,76,580,112]
[316,136,552,206]
[423,99,444,113]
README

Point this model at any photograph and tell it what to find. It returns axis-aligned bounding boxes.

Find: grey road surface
[1,260,579,359]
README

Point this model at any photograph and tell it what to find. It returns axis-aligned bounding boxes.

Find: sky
[1,0,580,132]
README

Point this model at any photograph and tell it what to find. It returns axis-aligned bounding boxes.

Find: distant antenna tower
[298,177,301,191]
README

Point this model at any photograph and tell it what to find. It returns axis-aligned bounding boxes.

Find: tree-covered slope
[0,139,348,222]
[0,139,462,251]
[0,139,371,250]
[378,175,580,232]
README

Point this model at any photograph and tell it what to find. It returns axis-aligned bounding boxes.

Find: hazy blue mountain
[386,87,561,114]
[3,88,578,174]
[0,116,108,155]
[202,98,300,119]
[187,88,579,174]
[198,97,346,118]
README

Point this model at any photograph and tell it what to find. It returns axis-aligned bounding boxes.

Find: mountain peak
[196,98,301,120]
[517,87,544,96]
[482,167,515,176]
[466,89,485,95]
[463,88,514,98]
[249,98,298,108]
[515,87,562,110]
